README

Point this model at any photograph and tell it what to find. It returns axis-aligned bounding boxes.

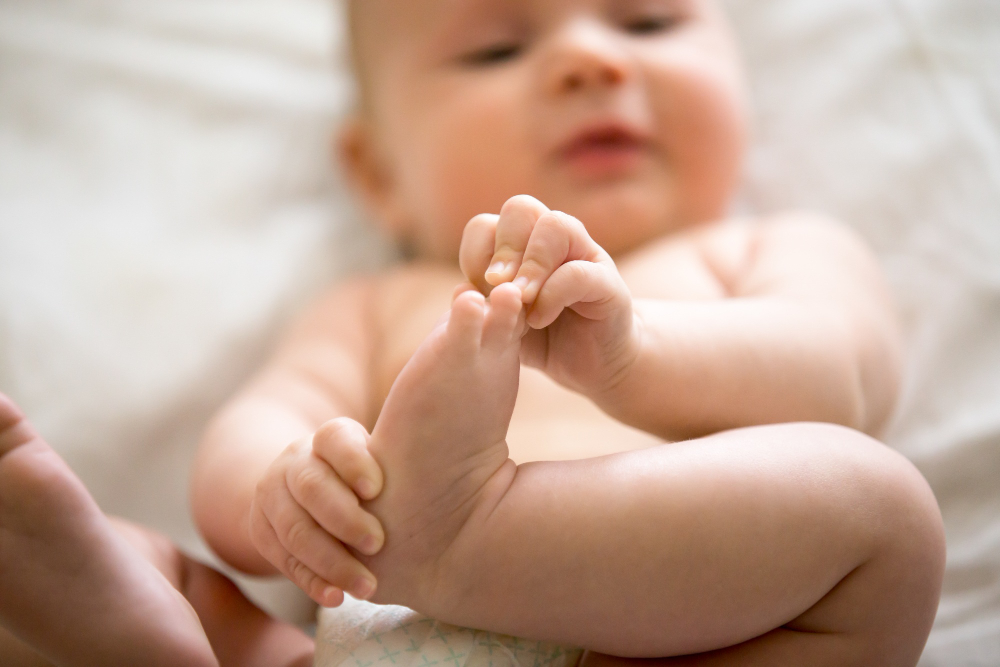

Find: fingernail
[487,261,506,276]
[349,576,376,600]
[513,276,529,291]
[359,533,382,555]
[356,478,376,499]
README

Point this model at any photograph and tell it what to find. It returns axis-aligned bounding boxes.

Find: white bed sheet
[1,0,998,661]
[722,1,1000,662]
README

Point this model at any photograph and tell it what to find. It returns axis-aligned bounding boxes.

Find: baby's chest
[505,368,662,464]
[369,226,740,458]
[372,289,661,464]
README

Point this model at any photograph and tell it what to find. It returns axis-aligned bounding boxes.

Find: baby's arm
[192,280,384,605]
[462,197,902,440]
[605,214,903,439]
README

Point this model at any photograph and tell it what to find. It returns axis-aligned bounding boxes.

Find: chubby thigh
[432,423,944,664]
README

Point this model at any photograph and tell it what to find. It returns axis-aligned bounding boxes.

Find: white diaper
[315,598,582,667]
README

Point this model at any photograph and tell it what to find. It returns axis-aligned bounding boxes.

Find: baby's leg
[0,394,313,667]
[359,284,945,665]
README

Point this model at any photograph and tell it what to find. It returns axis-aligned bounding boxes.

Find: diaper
[315,598,582,667]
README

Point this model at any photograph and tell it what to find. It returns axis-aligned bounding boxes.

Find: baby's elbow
[816,310,901,436]
[827,359,898,438]
[821,372,868,436]
[855,314,905,436]
[819,362,892,438]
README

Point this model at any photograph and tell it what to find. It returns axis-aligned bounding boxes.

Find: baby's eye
[461,42,524,66]
[622,15,679,36]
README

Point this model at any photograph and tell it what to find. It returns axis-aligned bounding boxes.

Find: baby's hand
[249,418,384,608]
[459,195,639,397]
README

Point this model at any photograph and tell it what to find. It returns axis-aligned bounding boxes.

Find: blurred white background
[0,0,998,663]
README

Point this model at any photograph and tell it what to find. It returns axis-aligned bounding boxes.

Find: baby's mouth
[557,125,652,179]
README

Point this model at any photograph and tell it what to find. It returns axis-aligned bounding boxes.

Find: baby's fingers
[529,259,627,329]
[514,211,605,306]
[286,452,385,556]
[485,195,550,286]
[254,482,378,604]
[249,509,344,608]
[313,418,382,501]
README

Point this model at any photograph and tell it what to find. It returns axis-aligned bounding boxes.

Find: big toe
[0,394,38,456]
[447,290,487,351]
[483,282,525,351]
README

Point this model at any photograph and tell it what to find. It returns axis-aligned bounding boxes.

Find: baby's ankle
[353,286,524,611]
[362,449,516,610]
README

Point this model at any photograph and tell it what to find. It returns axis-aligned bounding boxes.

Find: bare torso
[193,207,903,590]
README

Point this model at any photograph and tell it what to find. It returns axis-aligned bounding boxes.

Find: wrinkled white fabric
[0,0,387,622]
[721,1,1000,663]
[0,0,998,662]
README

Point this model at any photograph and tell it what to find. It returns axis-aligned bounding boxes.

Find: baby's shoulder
[294,261,463,342]
[368,262,466,328]
[621,211,871,299]
[697,210,880,297]
[373,261,466,301]
[680,209,859,261]
[727,210,880,279]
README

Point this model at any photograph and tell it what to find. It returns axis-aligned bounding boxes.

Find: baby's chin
[541,182,688,256]
[408,177,720,261]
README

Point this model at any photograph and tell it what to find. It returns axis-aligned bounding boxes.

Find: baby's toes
[482,283,525,351]
[0,393,36,457]
[447,290,487,351]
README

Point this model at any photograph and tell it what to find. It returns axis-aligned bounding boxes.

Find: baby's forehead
[346,0,433,68]
[346,0,727,94]
[349,0,574,44]
[347,0,443,40]
[348,0,715,53]
[347,0,486,86]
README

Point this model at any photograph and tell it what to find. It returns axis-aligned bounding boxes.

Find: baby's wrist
[587,310,646,410]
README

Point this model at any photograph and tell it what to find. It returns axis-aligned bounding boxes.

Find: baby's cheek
[644,42,747,222]
[421,149,536,259]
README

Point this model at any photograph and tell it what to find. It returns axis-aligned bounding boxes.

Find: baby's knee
[794,422,945,664]
[801,422,943,574]
[866,441,945,659]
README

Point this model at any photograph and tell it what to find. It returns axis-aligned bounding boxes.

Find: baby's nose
[540,20,632,97]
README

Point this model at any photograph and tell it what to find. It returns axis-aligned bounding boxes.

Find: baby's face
[344,0,747,259]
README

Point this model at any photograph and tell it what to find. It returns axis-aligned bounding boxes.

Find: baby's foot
[363,283,525,605]
[0,394,217,667]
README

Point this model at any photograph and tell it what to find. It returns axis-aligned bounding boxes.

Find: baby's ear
[336,116,410,238]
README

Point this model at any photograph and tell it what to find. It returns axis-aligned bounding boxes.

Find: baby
[0,0,945,666]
